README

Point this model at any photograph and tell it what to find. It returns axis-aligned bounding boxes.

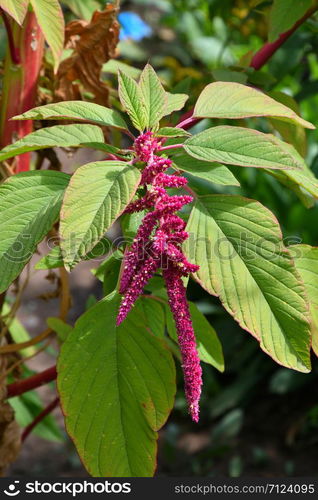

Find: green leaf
[165,301,224,371]
[13,101,128,131]
[267,167,318,208]
[82,143,131,159]
[57,293,176,477]
[292,244,318,357]
[156,127,191,138]
[47,317,72,342]
[60,161,141,269]
[269,0,312,43]
[91,251,122,296]
[103,60,142,80]
[118,70,147,131]
[30,0,64,72]
[184,195,311,372]
[165,92,189,115]
[121,211,146,240]
[265,141,318,206]
[184,126,306,170]
[193,82,314,129]
[0,124,104,163]
[35,237,112,270]
[91,248,120,281]
[137,296,166,339]
[9,391,63,442]
[268,91,307,157]
[173,154,239,186]
[0,0,29,24]
[139,64,167,129]
[0,171,69,293]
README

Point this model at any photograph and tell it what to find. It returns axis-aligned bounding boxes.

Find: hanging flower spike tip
[117,131,202,422]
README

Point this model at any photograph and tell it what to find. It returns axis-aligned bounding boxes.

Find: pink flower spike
[154,173,188,188]
[163,265,202,422]
[156,195,193,213]
[124,191,157,213]
[119,211,159,294]
[134,131,159,162]
[117,254,160,325]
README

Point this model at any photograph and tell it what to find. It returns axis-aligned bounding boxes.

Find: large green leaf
[0,124,104,162]
[269,0,312,43]
[184,126,305,170]
[292,244,318,357]
[0,0,28,24]
[0,171,69,293]
[118,70,147,131]
[13,101,128,131]
[184,195,311,372]
[193,82,314,129]
[165,301,224,371]
[60,161,141,269]
[173,154,239,186]
[57,293,176,477]
[30,0,64,72]
[139,64,167,129]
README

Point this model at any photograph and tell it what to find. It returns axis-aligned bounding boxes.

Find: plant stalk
[6,365,57,398]
[22,397,60,442]
[250,4,318,70]
[0,11,44,173]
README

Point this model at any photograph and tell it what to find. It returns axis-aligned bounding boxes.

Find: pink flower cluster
[116,131,202,422]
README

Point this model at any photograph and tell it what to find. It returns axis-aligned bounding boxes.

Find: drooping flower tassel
[117,131,202,421]
[163,264,202,423]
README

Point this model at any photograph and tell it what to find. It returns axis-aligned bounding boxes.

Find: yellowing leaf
[184,126,306,170]
[194,82,314,129]
[0,0,29,24]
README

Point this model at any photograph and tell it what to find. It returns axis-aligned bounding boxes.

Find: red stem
[6,365,57,398]
[177,109,201,131]
[160,143,183,152]
[0,11,44,173]
[250,4,318,70]
[22,397,60,442]
[0,8,20,64]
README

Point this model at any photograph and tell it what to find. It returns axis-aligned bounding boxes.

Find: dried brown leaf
[0,340,21,476]
[55,4,119,104]
[0,402,21,476]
